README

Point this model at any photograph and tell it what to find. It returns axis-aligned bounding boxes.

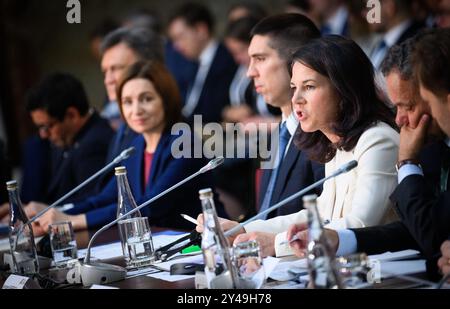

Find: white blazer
[244,121,399,256]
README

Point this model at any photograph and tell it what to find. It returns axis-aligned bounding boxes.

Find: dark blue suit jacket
[186,43,237,124]
[20,135,51,203]
[259,140,325,219]
[67,131,224,229]
[165,41,198,104]
[46,112,114,204]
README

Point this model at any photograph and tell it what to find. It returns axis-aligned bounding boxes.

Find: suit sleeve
[351,221,420,254]
[390,174,450,260]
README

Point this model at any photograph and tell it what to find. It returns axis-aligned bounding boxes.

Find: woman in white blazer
[197,36,399,257]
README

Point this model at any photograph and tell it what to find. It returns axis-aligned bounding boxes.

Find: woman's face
[291,61,340,136]
[120,78,165,134]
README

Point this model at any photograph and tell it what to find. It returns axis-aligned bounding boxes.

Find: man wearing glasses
[25,73,114,207]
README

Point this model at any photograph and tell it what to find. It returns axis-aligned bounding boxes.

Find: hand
[398,114,430,161]
[437,240,450,282]
[196,214,245,243]
[0,203,9,223]
[233,232,276,257]
[286,223,340,258]
[222,105,253,123]
[35,208,86,233]
[286,223,309,258]
[24,201,49,219]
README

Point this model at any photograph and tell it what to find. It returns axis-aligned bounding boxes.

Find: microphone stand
[13,147,136,252]
[225,160,358,238]
[80,157,224,287]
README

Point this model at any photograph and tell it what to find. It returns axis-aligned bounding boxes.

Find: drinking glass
[118,217,155,268]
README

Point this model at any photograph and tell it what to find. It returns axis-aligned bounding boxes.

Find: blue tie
[259,122,291,219]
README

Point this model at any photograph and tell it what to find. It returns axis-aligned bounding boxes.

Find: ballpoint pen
[279,220,330,245]
[279,234,301,246]
[180,213,199,225]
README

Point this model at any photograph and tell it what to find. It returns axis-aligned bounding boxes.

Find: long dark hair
[291,35,396,163]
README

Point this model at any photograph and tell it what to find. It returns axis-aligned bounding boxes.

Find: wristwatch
[395,159,421,171]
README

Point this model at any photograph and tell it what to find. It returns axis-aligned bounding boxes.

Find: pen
[180,213,198,225]
[279,235,301,246]
[279,220,330,245]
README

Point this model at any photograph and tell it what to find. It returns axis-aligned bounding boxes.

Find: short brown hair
[116,61,182,131]
[413,28,450,98]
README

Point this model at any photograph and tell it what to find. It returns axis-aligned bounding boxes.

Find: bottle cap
[198,188,213,199]
[115,166,127,175]
[6,180,17,190]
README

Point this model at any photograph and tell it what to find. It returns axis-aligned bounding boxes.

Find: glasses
[36,120,58,134]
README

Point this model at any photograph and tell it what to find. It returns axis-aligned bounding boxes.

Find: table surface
[1,227,433,289]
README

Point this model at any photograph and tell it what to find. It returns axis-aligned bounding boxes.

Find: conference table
[0,226,435,290]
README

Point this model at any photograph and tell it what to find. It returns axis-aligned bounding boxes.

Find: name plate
[2,274,41,289]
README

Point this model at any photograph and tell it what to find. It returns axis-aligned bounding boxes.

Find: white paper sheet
[90,284,119,289]
[147,271,194,282]
[379,259,426,278]
[269,257,307,281]
[368,249,421,262]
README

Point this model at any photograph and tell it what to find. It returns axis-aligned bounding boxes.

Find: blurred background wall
[0,0,285,165]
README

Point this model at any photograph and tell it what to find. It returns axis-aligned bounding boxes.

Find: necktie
[258,122,291,219]
[440,146,450,192]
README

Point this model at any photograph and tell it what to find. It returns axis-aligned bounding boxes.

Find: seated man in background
[25,73,114,207]
[168,2,237,124]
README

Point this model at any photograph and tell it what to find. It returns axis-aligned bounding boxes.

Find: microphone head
[119,147,136,160]
[342,160,358,172]
[200,156,225,173]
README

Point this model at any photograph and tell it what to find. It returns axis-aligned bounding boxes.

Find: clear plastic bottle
[115,166,142,264]
[7,180,39,275]
[305,194,344,289]
[199,188,238,289]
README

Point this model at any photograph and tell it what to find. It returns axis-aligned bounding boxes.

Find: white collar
[282,112,299,136]
[324,5,348,35]
[445,137,450,148]
[383,19,412,47]
[199,40,218,67]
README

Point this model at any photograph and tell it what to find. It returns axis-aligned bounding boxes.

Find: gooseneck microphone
[14,147,136,248]
[80,156,225,287]
[224,160,358,238]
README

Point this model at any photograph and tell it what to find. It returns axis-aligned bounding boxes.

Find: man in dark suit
[195,14,325,245]
[369,0,424,69]
[25,73,114,206]
[247,14,324,220]
[168,2,238,124]
[287,32,449,280]
[412,29,450,280]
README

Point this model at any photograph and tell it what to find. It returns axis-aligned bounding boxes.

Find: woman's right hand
[196,214,245,243]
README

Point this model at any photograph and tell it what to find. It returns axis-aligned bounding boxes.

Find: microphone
[224,160,358,237]
[80,156,225,287]
[13,147,136,250]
